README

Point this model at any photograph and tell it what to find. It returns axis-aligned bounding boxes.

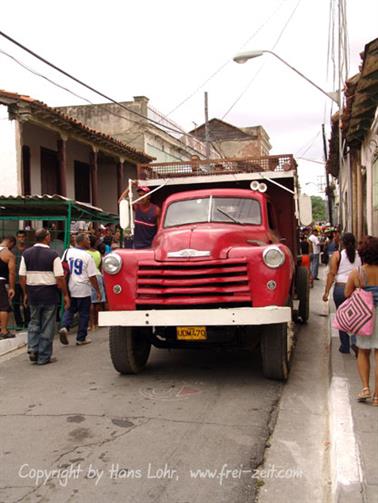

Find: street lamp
[233,50,339,104]
[233,48,339,226]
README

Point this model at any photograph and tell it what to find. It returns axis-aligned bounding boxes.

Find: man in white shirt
[308,228,321,280]
[59,233,101,346]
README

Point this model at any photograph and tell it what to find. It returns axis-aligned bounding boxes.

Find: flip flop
[357,387,371,402]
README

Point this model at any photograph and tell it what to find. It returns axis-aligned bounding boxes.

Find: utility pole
[322,124,333,225]
[204,91,210,159]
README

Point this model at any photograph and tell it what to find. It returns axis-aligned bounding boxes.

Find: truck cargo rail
[137,154,297,180]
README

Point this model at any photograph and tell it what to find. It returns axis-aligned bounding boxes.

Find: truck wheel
[109,326,151,374]
[296,266,310,323]
[261,323,289,381]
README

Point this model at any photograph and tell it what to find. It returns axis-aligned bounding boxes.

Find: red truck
[99,155,311,380]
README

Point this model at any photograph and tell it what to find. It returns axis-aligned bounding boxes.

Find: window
[164,198,209,227]
[164,196,261,228]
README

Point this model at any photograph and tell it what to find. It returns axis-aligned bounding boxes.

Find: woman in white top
[323,232,361,354]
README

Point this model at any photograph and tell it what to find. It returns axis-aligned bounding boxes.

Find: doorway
[41,147,59,195]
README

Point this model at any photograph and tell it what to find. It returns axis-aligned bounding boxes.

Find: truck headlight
[103,253,122,275]
[263,246,285,269]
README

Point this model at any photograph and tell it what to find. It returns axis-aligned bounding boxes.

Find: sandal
[357,387,371,402]
[0,331,15,339]
[372,396,378,407]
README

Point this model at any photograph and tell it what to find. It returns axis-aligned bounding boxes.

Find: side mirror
[119,199,130,230]
[298,193,313,226]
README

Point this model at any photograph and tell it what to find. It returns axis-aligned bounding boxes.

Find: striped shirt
[19,244,63,305]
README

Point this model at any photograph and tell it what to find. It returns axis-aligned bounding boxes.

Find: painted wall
[0,105,18,195]
[57,98,209,162]
[97,161,118,214]
[65,139,91,199]
[23,122,59,195]
[361,108,378,235]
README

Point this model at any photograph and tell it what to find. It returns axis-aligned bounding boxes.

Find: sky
[1,0,377,197]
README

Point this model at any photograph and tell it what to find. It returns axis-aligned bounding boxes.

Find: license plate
[177,326,207,340]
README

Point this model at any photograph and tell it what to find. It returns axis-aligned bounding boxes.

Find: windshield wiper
[216,207,241,224]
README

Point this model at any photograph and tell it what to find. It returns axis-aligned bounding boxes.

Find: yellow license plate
[177,326,207,340]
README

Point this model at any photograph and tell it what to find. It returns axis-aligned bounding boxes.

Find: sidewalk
[258,265,378,503]
[329,302,378,502]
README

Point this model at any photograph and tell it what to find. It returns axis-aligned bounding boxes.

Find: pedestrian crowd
[310,229,378,408]
[0,223,125,365]
[299,223,341,287]
[0,185,160,363]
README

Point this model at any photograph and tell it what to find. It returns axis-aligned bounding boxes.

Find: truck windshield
[164,197,261,228]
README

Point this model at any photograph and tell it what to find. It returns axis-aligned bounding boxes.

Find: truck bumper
[98,306,291,327]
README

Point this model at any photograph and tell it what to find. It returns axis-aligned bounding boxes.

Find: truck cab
[99,156,310,380]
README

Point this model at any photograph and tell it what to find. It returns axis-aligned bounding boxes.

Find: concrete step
[0,331,27,356]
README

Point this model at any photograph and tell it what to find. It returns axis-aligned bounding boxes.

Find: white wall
[0,105,18,195]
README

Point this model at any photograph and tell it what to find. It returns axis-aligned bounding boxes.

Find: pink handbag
[333,287,375,336]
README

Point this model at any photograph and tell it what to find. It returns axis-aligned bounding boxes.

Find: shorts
[0,280,11,312]
[91,274,106,303]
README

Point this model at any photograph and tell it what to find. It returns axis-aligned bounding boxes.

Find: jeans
[28,304,57,364]
[333,284,356,352]
[63,296,91,342]
[310,253,320,279]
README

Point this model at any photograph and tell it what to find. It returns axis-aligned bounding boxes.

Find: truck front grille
[136,258,251,307]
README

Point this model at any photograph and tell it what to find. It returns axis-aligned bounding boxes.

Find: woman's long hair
[342,232,356,263]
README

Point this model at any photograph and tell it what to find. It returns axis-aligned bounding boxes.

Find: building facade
[327,38,378,239]
[0,91,152,214]
[189,119,271,158]
[57,97,217,163]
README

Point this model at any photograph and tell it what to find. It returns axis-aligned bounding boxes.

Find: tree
[311,196,326,223]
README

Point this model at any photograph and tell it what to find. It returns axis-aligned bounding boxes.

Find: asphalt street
[0,327,289,503]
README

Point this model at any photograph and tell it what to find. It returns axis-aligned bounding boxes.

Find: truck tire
[109,326,151,374]
[296,266,310,323]
[260,323,289,381]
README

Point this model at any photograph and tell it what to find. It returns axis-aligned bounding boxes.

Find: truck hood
[153,225,272,261]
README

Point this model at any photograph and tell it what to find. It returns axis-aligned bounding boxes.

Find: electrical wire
[297,157,325,165]
[165,0,288,118]
[0,41,208,158]
[0,47,149,146]
[0,29,207,142]
[295,131,321,157]
[222,0,303,120]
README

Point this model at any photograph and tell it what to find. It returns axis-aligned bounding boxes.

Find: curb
[328,313,364,502]
[0,331,27,357]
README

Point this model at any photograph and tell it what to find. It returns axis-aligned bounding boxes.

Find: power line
[297,157,325,165]
[295,130,321,157]
[222,0,303,120]
[0,29,205,141]
[0,47,148,144]
[165,0,289,118]
[0,34,210,158]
